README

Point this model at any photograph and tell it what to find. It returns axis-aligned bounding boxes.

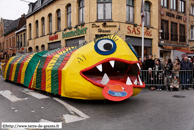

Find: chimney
[28,2,33,13]
[21,14,25,18]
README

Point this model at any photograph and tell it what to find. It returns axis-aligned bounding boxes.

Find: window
[36,46,39,52]
[161,0,168,8]
[179,0,185,13]
[17,36,19,48]
[171,0,177,10]
[12,36,15,47]
[6,40,8,49]
[57,10,61,30]
[144,2,151,26]
[36,20,39,37]
[191,5,194,15]
[67,5,71,27]
[180,24,185,42]
[191,25,194,40]
[20,34,22,47]
[126,0,134,23]
[171,22,178,41]
[79,0,85,24]
[9,38,11,48]
[49,14,52,33]
[161,20,169,40]
[24,33,26,47]
[42,17,45,35]
[97,0,112,20]
[29,24,31,39]
[41,44,45,51]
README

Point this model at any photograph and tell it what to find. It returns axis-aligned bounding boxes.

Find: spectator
[170,76,179,91]
[173,59,180,78]
[191,56,194,63]
[147,68,155,90]
[180,56,192,90]
[153,59,162,90]
[164,59,173,88]
[146,54,155,70]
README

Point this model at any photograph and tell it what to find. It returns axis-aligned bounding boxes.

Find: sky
[0,0,37,20]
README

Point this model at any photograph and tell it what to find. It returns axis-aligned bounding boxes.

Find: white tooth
[101,73,110,85]
[137,63,141,70]
[96,64,102,72]
[109,60,115,68]
[126,77,132,85]
[134,79,137,85]
[138,75,143,86]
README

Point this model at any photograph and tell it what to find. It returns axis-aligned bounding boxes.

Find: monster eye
[94,39,117,55]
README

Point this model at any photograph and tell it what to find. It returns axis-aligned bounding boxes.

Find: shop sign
[49,34,58,41]
[127,26,152,36]
[62,27,87,38]
[92,23,117,33]
[165,11,185,21]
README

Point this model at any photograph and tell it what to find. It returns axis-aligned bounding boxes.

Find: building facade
[15,25,27,54]
[26,0,159,58]
[158,0,193,61]
[3,14,26,59]
[0,18,13,59]
[189,0,194,52]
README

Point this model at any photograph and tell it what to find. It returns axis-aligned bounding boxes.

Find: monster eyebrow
[82,55,86,60]
[77,57,83,61]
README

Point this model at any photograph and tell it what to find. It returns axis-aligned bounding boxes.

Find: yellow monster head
[61,35,145,101]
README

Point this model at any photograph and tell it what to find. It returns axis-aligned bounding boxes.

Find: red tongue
[102,80,133,101]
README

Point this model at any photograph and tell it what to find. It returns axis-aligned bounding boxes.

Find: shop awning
[176,49,194,56]
[176,49,194,54]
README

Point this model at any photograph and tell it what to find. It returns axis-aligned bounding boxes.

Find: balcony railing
[180,35,186,42]
[161,32,169,40]
[171,34,178,41]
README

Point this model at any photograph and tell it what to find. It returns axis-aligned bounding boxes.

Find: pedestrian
[164,59,173,89]
[153,59,162,90]
[180,56,192,90]
[170,76,179,91]
[191,56,194,63]
[145,54,155,70]
[147,68,155,90]
[173,59,180,78]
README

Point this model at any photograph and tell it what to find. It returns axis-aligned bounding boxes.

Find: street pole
[142,21,144,62]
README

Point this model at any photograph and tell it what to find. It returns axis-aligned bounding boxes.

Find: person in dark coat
[180,56,192,90]
[164,59,173,88]
[145,54,155,70]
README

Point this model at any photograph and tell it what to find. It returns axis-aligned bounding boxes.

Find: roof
[176,49,194,54]
[26,0,54,18]
[4,19,19,36]
[15,24,26,34]
[3,19,14,31]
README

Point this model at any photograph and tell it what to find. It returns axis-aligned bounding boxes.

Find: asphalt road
[0,75,194,130]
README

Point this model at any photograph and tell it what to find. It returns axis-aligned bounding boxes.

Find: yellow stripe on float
[30,61,40,89]
[4,57,14,79]
[21,53,36,84]
[45,51,63,93]
[11,56,24,81]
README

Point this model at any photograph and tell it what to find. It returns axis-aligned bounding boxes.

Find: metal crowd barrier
[140,70,194,91]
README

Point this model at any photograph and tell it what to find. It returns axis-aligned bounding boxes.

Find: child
[170,76,179,91]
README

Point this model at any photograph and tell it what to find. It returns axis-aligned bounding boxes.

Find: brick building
[0,18,13,60]
[3,14,26,59]
[158,0,191,62]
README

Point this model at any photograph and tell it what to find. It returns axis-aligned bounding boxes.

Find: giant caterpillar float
[4,35,145,101]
